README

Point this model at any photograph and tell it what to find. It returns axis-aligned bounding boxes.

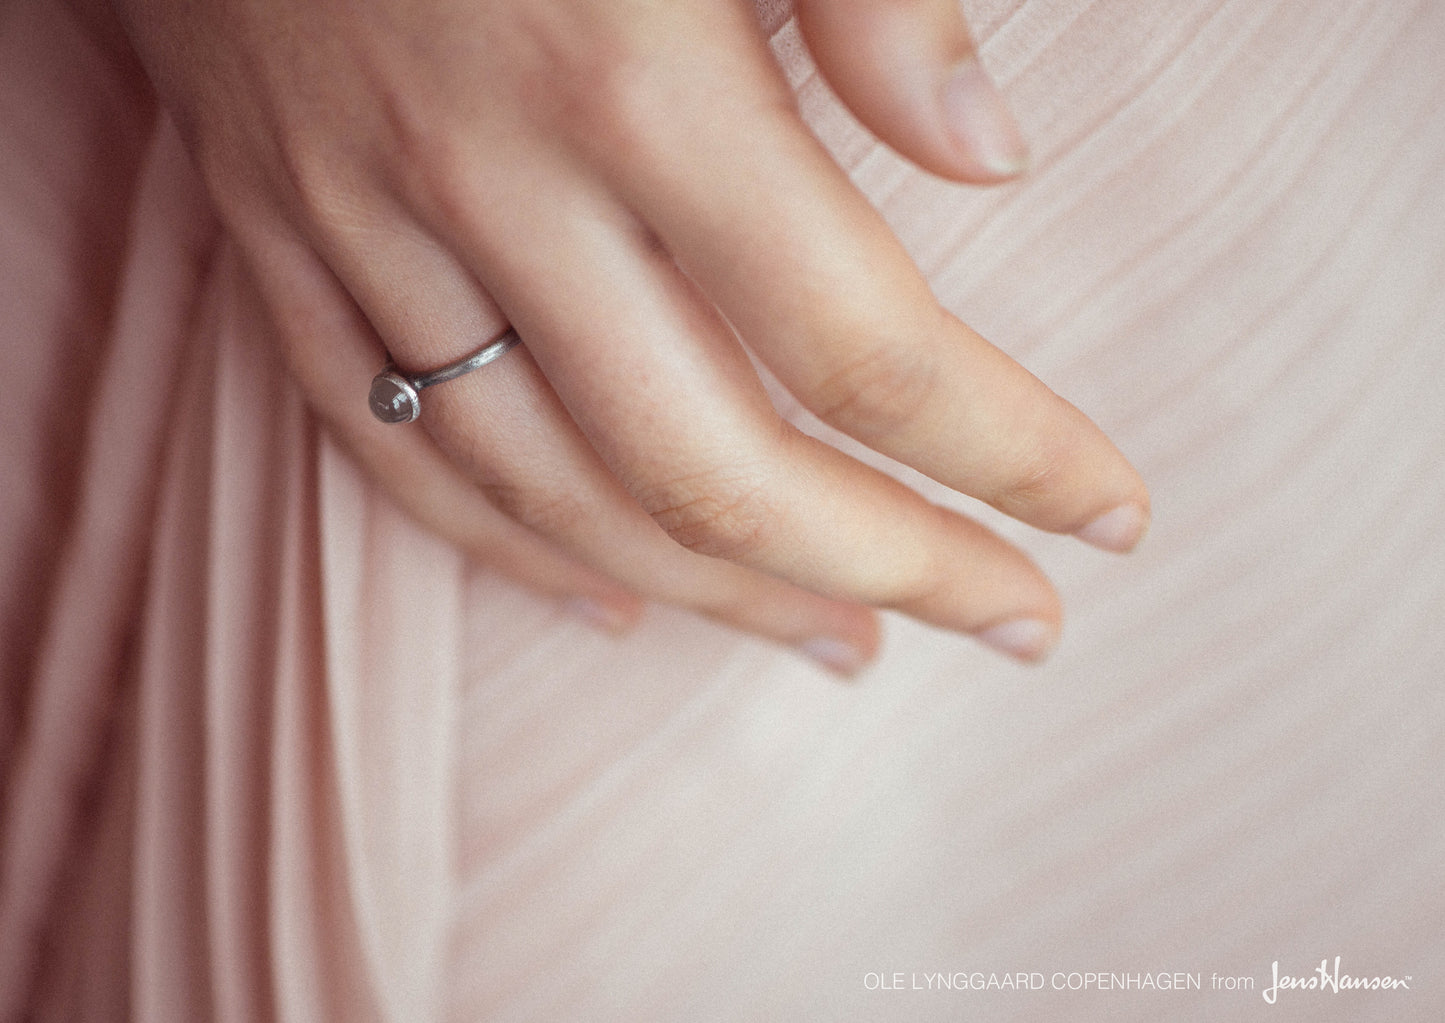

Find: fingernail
[564,596,635,635]
[976,618,1056,662]
[797,636,868,677]
[940,58,1030,179]
[1074,503,1149,553]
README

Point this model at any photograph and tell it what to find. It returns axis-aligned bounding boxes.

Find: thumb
[793,0,1029,183]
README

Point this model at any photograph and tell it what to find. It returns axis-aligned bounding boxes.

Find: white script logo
[1262,957,1410,1005]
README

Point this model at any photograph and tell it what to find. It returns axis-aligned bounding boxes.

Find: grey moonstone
[369,372,421,424]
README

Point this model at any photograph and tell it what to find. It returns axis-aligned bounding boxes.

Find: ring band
[368,329,521,424]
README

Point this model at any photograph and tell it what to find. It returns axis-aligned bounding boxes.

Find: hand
[115,0,1149,672]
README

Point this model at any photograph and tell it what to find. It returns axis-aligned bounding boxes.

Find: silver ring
[368,329,521,424]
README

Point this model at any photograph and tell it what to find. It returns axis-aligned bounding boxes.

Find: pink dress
[4,0,1443,1018]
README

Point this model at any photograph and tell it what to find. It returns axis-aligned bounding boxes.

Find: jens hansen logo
[1262,957,1410,1005]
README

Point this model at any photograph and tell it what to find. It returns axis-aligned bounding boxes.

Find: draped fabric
[3,0,1443,1019]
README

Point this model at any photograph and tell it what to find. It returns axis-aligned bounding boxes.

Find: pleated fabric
[3,0,1443,1020]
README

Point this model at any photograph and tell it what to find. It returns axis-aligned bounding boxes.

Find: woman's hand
[114,0,1149,672]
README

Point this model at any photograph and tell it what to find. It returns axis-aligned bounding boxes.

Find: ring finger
[249,195,887,671]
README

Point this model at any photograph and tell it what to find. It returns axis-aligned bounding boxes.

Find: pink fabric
[3,0,1443,1019]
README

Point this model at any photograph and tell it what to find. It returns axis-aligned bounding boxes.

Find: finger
[794,0,1029,181]
[227,213,647,631]
[427,343,885,672]
[256,195,886,672]
[430,155,1063,656]
[566,29,1149,554]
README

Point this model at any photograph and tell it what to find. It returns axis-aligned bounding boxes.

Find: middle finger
[434,155,1062,650]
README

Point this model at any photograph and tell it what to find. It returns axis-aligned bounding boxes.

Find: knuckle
[545,25,797,169]
[811,339,939,441]
[506,10,657,159]
[638,470,776,562]
[564,55,670,165]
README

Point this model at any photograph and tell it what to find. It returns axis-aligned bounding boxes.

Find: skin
[112,0,1150,672]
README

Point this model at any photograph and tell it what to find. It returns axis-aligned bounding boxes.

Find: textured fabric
[3,0,1443,1020]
